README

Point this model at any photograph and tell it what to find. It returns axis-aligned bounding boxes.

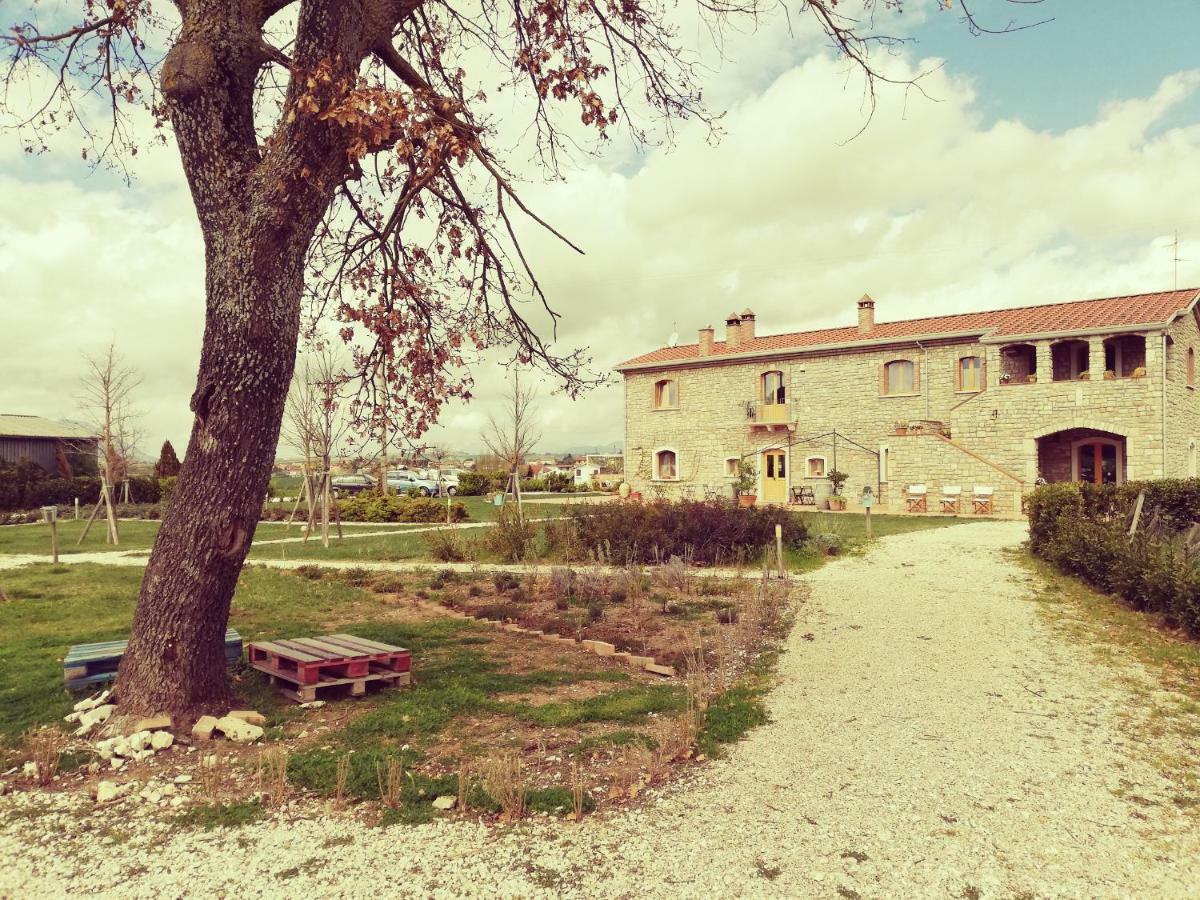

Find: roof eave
[614,328,992,373]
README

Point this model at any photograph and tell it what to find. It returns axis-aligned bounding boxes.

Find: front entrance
[1075,441,1120,484]
[762,449,787,503]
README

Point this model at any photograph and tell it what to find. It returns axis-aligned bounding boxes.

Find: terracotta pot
[628,491,643,502]
[738,494,757,508]
[895,426,908,436]
[828,497,847,511]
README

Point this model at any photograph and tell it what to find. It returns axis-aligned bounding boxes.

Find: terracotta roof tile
[616,289,1199,369]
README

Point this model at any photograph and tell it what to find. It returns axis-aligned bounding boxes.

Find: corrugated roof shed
[0,414,97,440]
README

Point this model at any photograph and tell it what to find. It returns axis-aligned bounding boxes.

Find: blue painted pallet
[63,629,243,690]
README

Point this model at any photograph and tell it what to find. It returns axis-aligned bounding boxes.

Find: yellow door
[762,450,787,503]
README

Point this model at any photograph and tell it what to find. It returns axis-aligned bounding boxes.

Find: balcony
[745,399,795,430]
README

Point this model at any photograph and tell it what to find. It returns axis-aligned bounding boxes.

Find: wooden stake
[77,498,103,544]
[775,523,785,578]
[74,497,80,520]
[865,504,873,539]
[1128,491,1146,540]
[49,517,60,563]
[100,477,119,546]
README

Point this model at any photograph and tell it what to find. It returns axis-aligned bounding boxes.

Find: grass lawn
[0,562,711,824]
[787,511,974,572]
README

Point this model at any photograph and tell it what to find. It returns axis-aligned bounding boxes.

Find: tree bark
[115,237,306,715]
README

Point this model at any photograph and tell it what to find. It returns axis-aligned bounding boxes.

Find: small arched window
[882,359,916,396]
[1189,348,1195,387]
[656,449,678,480]
[761,370,785,405]
[957,356,983,392]
[805,456,827,478]
[654,378,678,409]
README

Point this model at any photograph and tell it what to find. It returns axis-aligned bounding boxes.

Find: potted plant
[999,372,1012,385]
[733,461,757,507]
[894,421,908,436]
[827,469,849,511]
[1104,369,1116,380]
[1027,373,1038,383]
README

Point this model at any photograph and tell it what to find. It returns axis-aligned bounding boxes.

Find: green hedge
[338,492,468,523]
[1027,480,1200,638]
[0,462,160,511]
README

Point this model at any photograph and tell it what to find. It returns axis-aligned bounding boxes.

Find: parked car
[387,473,440,496]
[431,470,459,495]
[330,474,375,497]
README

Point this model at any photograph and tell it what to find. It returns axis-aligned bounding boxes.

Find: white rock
[299,701,326,709]
[128,731,152,752]
[74,690,110,713]
[95,781,128,803]
[112,739,132,758]
[170,796,184,807]
[21,762,39,780]
[202,755,217,768]
[109,757,125,771]
[432,796,457,810]
[174,774,193,784]
[215,715,264,743]
[150,731,174,751]
[96,748,114,762]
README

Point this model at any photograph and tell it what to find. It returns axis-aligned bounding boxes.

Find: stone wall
[1164,311,1200,477]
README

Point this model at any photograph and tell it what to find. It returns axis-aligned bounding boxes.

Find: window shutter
[913,360,921,394]
[880,362,888,395]
[954,358,962,392]
[981,355,987,389]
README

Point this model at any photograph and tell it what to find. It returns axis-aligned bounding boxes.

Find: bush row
[338,492,468,523]
[1027,481,1200,638]
[559,499,807,566]
[0,464,161,511]
[456,470,591,496]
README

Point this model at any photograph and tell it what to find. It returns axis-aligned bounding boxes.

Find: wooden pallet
[248,633,411,702]
[64,629,243,690]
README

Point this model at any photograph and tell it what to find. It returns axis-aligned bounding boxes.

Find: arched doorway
[1035,427,1126,484]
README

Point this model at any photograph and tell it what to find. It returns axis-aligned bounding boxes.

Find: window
[883,359,915,396]
[1189,348,1195,387]
[958,356,983,392]
[806,456,826,478]
[653,379,677,409]
[655,449,677,480]
[761,370,786,405]
[724,457,739,477]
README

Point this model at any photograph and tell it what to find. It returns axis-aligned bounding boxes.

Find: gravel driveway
[3,520,1198,898]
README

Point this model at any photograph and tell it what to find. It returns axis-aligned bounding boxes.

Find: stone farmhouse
[615,288,1200,516]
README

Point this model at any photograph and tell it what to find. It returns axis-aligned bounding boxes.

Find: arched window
[805,456,827,478]
[882,359,915,396]
[653,378,678,409]
[1189,348,1195,387]
[655,449,677,480]
[724,456,739,477]
[761,370,785,405]
[957,356,983,391]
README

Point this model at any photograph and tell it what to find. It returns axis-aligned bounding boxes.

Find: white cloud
[2,35,1198,459]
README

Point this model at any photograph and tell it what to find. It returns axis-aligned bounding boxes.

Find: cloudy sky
[2,0,1199,459]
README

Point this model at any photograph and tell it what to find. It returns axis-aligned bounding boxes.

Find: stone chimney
[857,294,876,335]
[724,311,743,349]
[740,308,756,342]
[698,325,715,357]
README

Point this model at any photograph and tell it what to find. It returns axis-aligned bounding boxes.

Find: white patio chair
[940,485,962,514]
[972,486,995,515]
[905,484,928,513]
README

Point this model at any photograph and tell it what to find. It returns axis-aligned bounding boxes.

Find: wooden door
[762,450,787,503]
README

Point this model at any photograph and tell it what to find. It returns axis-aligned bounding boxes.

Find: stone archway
[1033,425,1127,484]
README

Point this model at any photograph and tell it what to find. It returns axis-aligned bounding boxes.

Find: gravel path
[3,520,1199,898]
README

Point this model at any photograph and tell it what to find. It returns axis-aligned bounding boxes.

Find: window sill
[651,406,679,412]
[880,392,921,399]
[954,388,982,395]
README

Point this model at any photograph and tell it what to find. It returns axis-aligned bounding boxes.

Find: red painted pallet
[247,633,411,702]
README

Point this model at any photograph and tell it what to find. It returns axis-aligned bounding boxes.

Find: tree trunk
[115,239,305,716]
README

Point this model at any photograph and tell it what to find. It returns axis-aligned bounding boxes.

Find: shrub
[340,492,468,523]
[492,571,520,593]
[565,499,807,566]
[160,476,179,504]
[425,529,467,562]
[810,533,843,556]
[1027,480,1200,638]
[456,472,498,496]
[483,504,536,562]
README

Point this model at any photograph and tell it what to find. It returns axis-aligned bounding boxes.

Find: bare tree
[78,344,142,542]
[283,348,352,546]
[482,368,541,516]
[1,0,1046,714]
